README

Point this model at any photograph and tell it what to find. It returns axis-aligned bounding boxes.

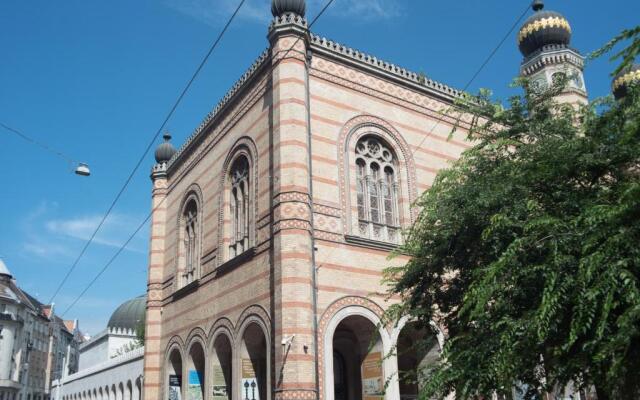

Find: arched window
[180,197,200,286]
[229,156,250,258]
[355,136,399,243]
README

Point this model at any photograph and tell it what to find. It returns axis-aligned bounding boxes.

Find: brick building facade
[142,1,588,400]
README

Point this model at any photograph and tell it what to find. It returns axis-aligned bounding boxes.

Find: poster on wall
[187,370,204,400]
[362,352,384,400]
[212,364,229,400]
[241,359,260,400]
[169,375,182,400]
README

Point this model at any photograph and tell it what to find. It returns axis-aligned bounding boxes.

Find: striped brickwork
[146,19,472,400]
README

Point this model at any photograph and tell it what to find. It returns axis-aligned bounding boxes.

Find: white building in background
[51,296,146,400]
[0,259,80,400]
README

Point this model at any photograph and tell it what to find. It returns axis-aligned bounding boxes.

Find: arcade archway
[211,334,233,400]
[187,342,206,400]
[166,348,183,400]
[323,306,392,400]
[239,323,267,400]
[396,322,441,400]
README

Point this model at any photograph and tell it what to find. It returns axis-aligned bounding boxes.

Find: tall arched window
[181,198,200,286]
[229,156,250,258]
[355,136,399,243]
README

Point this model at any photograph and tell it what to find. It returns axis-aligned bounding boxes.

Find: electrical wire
[411,1,534,156]
[60,0,337,317]
[48,0,248,306]
[0,122,76,166]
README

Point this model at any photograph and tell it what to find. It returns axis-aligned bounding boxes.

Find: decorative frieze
[520,44,584,76]
[309,33,462,101]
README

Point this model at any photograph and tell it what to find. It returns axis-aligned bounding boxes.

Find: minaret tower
[143,133,176,400]
[518,0,588,105]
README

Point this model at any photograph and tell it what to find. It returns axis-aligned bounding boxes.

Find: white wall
[79,335,109,371]
[51,347,143,400]
[80,329,139,370]
[108,336,138,359]
[0,320,17,380]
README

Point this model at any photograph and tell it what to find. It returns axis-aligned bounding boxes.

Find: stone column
[144,163,169,400]
[268,14,318,400]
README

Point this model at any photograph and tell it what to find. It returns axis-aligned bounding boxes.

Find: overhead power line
[61,0,337,317]
[49,0,248,306]
[412,1,534,156]
[0,122,75,164]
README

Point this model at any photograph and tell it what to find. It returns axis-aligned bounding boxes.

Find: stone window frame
[175,185,204,290]
[217,137,259,266]
[354,136,401,243]
[338,115,417,247]
[228,156,251,259]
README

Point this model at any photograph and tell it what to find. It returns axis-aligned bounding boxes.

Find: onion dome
[613,64,640,99]
[518,0,572,57]
[271,0,306,17]
[108,295,146,331]
[154,133,177,164]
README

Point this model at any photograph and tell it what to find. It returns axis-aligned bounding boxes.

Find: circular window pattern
[552,72,567,86]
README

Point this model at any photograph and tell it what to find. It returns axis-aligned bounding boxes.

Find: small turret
[518,0,587,105]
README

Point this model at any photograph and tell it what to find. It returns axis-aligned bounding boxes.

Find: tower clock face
[571,72,584,89]
[531,77,547,92]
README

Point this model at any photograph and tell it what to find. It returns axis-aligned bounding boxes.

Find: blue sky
[0,0,638,335]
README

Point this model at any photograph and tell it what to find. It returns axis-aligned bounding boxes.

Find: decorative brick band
[274,390,317,400]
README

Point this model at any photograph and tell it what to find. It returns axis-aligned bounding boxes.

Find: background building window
[229,156,250,258]
[355,136,399,243]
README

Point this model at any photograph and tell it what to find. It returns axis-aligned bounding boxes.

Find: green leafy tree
[385,33,640,400]
[135,319,145,346]
[591,26,640,75]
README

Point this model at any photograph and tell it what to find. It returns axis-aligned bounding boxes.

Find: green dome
[108,295,146,331]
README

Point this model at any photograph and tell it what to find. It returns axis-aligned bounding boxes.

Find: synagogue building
[141,1,590,400]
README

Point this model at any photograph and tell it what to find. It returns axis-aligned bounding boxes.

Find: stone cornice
[267,12,308,43]
[308,33,463,103]
[520,44,585,76]
[150,162,168,180]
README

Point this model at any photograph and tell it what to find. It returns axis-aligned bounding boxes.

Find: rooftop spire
[532,0,544,12]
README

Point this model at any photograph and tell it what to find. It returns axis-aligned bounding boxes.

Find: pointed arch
[175,184,204,288]
[217,137,259,264]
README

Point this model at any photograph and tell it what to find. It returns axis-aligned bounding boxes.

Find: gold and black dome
[271,0,306,17]
[613,64,640,99]
[518,0,572,58]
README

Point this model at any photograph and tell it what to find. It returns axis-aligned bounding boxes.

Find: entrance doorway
[396,322,440,400]
[331,315,384,400]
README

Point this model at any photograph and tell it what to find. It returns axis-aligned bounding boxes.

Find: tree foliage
[385,54,640,399]
[590,26,640,75]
